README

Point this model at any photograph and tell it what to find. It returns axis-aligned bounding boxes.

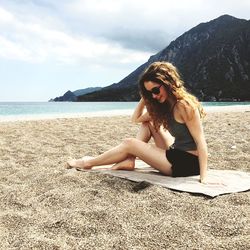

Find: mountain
[73,87,102,96]
[78,15,250,101]
[50,87,102,102]
[52,90,77,102]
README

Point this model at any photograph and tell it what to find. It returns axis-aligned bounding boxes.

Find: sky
[0,0,249,101]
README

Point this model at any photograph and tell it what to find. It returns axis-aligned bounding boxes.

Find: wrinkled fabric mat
[74,158,250,197]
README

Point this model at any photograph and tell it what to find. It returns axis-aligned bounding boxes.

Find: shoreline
[0,104,249,123]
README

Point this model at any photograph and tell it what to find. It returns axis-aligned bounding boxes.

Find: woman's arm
[178,103,208,183]
[131,98,152,123]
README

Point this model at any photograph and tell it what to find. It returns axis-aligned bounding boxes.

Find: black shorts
[166,147,200,177]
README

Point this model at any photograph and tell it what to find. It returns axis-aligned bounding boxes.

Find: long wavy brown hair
[139,61,206,131]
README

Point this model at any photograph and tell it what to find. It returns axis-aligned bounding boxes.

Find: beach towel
[71,157,250,198]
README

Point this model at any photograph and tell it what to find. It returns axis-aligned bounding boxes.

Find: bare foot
[66,159,92,170]
[111,157,135,171]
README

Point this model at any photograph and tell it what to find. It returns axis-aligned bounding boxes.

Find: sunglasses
[147,84,163,96]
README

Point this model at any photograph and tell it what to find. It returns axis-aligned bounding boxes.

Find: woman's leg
[67,138,172,175]
[111,122,152,170]
[111,121,174,170]
[67,123,151,170]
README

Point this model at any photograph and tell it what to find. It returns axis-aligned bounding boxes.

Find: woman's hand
[200,176,226,186]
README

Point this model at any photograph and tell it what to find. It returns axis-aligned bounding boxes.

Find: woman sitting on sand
[67,62,208,183]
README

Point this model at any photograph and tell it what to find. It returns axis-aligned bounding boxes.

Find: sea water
[0,102,138,116]
[0,101,250,120]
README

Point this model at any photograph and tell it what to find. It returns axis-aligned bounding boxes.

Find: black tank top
[168,114,197,151]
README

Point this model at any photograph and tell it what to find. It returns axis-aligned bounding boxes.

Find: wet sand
[0,107,249,249]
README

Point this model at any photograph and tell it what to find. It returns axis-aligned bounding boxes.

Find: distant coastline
[0,102,249,122]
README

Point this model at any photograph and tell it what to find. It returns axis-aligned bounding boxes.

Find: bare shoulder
[175,100,196,122]
[175,99,193,113]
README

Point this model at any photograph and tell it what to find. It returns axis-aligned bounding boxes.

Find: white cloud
[71,0,122,13]
[0,36,33,61]
[0,0,249,66]
[0,6,13,22]
[62,0,250,52]
[0,4,150,66]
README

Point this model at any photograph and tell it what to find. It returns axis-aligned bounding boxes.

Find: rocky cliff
[50,87,102,102]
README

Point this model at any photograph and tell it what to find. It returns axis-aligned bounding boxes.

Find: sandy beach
[0,106,250,249]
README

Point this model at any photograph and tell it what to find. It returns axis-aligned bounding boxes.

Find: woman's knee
[122,138,138,151]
